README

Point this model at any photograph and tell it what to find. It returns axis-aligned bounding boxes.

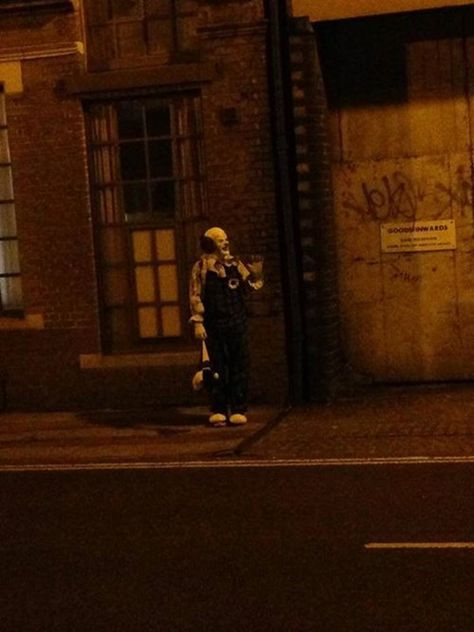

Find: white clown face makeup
[205,227,230,258]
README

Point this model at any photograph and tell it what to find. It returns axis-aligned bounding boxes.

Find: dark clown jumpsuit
[190,258,251,415]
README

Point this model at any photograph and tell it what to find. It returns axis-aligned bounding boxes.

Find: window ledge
[0,0,75,13]
[80,351,199,370]
[62,63,217,97]
[0,313,45,330]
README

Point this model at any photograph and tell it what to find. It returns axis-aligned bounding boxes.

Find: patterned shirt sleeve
[189,260,205,323]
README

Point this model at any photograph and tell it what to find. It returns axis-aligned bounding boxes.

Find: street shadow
[75,407,209,430]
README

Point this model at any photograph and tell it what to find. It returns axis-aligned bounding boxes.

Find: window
[0,86,23,314]
[84,0,199,71]
[87,94,205,352]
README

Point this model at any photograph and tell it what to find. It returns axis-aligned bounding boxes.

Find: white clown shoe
[209,413,226,427]
[229,413,247,425]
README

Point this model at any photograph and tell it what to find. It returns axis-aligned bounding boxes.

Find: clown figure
[189,227,263,427]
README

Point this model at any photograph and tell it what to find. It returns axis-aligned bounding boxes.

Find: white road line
[2,454,474,472]
[365,542,474,550]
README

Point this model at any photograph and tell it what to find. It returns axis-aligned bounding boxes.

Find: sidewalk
[0,406,278,468]
[241,382,474,462]
[1,383,474,468]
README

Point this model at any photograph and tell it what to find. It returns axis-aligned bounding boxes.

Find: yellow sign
[380,220,456,253]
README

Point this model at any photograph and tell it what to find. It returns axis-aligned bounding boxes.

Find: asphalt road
[1,462,473,631]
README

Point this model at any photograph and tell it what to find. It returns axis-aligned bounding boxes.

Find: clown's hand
[248,276,264,290]
[194,322,207,340]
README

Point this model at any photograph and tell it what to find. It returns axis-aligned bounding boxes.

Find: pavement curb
[230,406,292,457]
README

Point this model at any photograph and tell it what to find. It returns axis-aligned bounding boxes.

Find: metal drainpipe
[264,0,305,404]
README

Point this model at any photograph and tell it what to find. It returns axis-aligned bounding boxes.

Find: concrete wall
[318,9,474,382]
[293,0,474,21]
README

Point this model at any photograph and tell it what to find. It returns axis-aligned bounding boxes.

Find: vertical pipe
[264,0,305,403]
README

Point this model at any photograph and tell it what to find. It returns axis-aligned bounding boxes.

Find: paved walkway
[0,406,278,468]
[242,383,474,462]
[1,383,474,467]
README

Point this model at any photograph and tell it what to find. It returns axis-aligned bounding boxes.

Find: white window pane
[0,277,23,310]
[135,266,155,302]
[0,204,17,238]
[161,305,181,337]
[155,229,175,260]
[0,240,20,274]
[0,166,13,200]
[158,264,178,302]
[0,130,10,163]
[138,306,158,337]
[132,230,152,262]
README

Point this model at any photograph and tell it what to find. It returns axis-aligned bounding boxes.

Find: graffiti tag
[342,168,472,222]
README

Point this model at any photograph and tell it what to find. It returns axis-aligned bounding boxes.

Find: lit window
[87,94,205,352]
[0,86,23,314]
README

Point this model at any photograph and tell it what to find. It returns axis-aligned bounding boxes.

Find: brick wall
[199,12,288,404]
[8,57,97,333]
[289,17,343,400]
[0,47,101,409]
[0,9,78,50]
[0,0,289,411]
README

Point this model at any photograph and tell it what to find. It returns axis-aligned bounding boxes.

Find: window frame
[0,85,23,317]
[85,91,206,354]
[84,0,198,71]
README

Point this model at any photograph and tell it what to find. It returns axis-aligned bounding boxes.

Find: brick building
[7,0,468,413]
[0,0,293,411]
